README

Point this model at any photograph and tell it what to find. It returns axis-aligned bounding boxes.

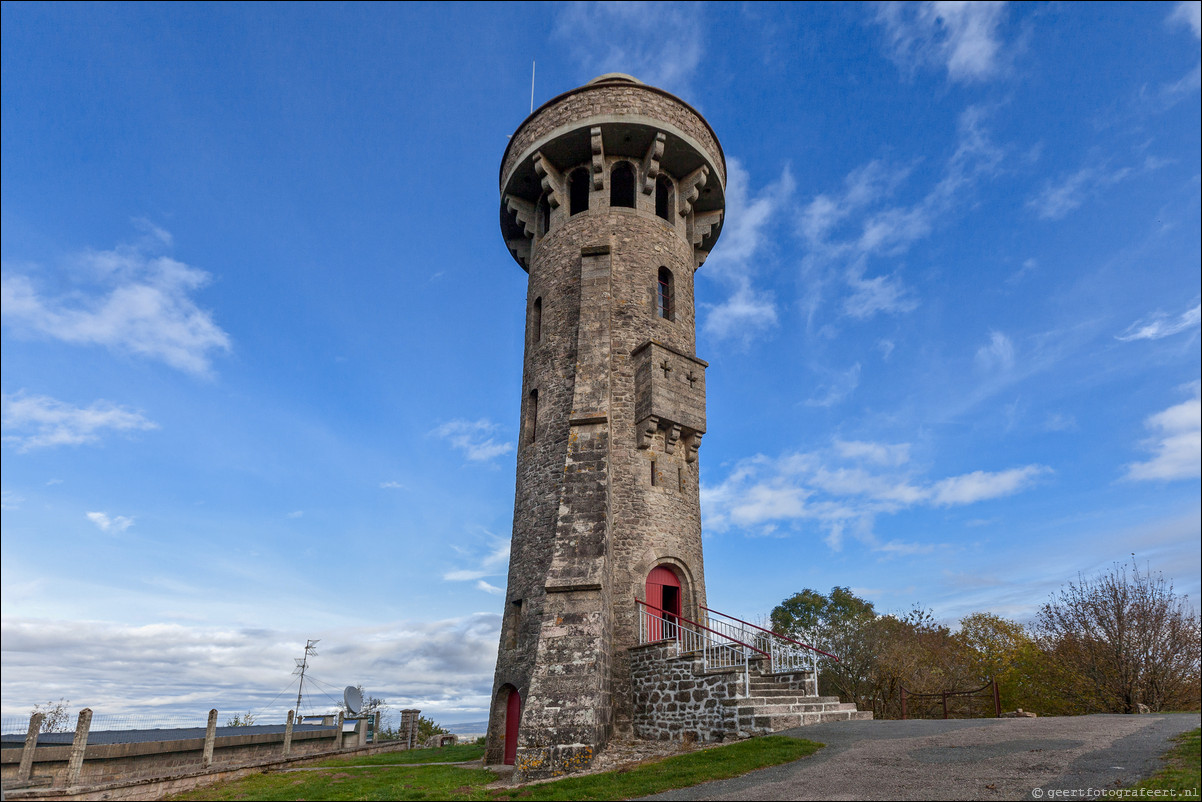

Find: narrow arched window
[537,196,550,235]
[655,175,673,220]
[527,388,539,444]
[569,168,590,215]
[532,297,542,344]
[610,161,636,208]
[657,267,674,321]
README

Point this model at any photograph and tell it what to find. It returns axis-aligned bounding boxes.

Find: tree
[225,711,257,727]
[31,698,71,733]
[1032,561,1201,713]
[417,715,447,742]
[955,612,1033,711]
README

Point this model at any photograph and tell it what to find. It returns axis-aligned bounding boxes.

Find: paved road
[644,714,1200,801]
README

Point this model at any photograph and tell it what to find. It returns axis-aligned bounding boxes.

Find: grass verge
[313,743,486,766]
[1126,727,1200,801]
[168,735,821,801]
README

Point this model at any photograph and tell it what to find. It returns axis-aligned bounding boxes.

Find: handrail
[702,605,840,662]
[635,599,769,657]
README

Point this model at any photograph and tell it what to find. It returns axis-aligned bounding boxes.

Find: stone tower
[486,74,725,776]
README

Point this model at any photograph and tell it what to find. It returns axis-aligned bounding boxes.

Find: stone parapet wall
[629,642,741,742]
[501,82,725,192]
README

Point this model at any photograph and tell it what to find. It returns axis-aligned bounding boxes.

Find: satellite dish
[344,686,363,715]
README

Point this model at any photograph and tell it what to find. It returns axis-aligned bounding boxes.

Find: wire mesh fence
[1,710,303,738]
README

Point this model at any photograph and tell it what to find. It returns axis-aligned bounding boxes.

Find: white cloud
[1,229,231,376]
[443,538,510,591]
[432,419,514,463]
[805,363,862,408]
[875,1,1010,83]
[700,159,794,344]
[1116,304,1201,342]
[379,481,406,489]
[0,614,502,723]
[1,490,24,510]
[1169,1,1201,39]
[551,2,702,96]
[702,439,1048,552]
[1124,384,1202,482]
[475,581,504,595]
[800,106,1002,323]
[2,392,158,451]
[1027,163,1134,220]
[286,511,304,519]
[928,466,1048,506]
[86,511,135,533]
[974,330,1015,373]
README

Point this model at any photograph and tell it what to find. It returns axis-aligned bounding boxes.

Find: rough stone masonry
[485,74,727,779]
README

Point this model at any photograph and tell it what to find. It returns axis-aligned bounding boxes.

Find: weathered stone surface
[486,75,726,778]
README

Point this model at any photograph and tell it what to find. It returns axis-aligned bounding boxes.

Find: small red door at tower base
[645,566,682,640]
[504,688,521,765]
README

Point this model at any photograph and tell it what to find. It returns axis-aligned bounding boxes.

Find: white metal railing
[701,606,838,677]
[636,601,767,696]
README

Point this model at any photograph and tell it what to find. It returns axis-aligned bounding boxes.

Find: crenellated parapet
[499,74,725,274]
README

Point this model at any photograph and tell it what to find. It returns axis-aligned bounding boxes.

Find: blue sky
[3,2,1199,727]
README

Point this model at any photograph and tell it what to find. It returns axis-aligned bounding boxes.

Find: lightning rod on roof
[530,60,536,114]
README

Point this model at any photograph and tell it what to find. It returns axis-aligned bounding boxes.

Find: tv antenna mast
[292,639,319,716]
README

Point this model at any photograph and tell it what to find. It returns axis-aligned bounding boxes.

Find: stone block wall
[629,642,741,742]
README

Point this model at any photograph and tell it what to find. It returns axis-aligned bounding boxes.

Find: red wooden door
[645,566,681,640]
[503,688,521,765]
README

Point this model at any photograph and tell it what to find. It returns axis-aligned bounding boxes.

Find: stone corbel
[686,432,703,463]
[505,195,537,239]
[692,210,723,247]
[678,165,709,217]
[590,127,605,190]
[534,151,564,209]
[506,238,531,267]
[640,131,666,195]
[664,423,682,455]
[637,415,659,449]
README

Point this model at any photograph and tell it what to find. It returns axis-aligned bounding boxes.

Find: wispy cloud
[0,226,231,376]
[874,1,1011,83]
[1,490,24,510]
[1116,304,1201,342]
[700,159,794,344]
[805,363,862,407]
[702,440,1048,552]
[379,481,406,490]
[551,2,703,96]
[1027,162,1134,220]
[86,511,135,533]
[975,330,1015,373]
[1169,1,1201,39]
[444,538,510,594]
[1124,383,1201,482]
[2,392,158,451]
[800,106,1003,325]
[431,419,513,463]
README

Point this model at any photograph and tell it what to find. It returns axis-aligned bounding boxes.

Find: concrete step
[731,701,860,716]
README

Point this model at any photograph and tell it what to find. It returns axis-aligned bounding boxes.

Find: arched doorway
[503,686,521,765]
[645,565,682,640]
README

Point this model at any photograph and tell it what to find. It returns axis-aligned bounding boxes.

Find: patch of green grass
[314,743,485,766]
[169,764,496,801]
[484,736,821,801]
[1127,727,1200,801]
[167,736,821,801]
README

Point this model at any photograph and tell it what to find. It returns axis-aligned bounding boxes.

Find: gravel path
[643,714,1200,801]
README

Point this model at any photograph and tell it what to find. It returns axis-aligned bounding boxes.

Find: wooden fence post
[992,679,1001,717]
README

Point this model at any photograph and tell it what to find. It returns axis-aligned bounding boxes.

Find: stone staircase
[725,667,872,737]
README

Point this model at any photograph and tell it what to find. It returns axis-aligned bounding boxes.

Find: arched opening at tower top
[569,168,590,215]
[655,175,673,220]
[610,161,636,209]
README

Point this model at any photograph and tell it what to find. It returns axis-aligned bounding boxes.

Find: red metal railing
[701,606,840,662]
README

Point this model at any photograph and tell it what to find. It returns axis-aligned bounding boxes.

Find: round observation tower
[486,73,726,777]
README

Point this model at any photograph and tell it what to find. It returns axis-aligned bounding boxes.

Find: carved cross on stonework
[686,371,697,388]
[660,359,672,378]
